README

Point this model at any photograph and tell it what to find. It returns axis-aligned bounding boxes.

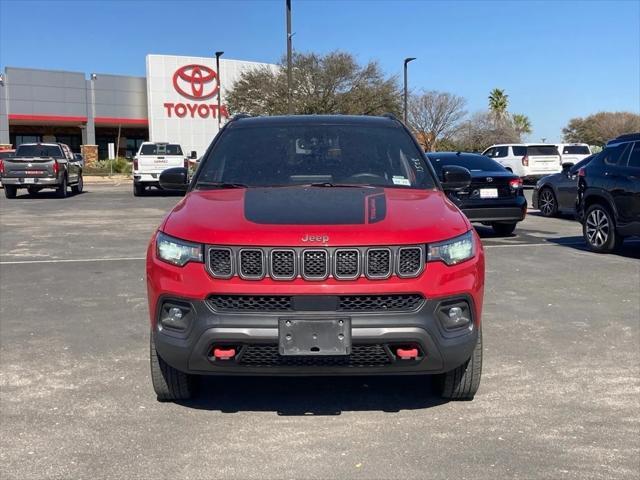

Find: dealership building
[0,54,277,162]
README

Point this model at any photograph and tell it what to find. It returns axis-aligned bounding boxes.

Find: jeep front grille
[208,248,233,278]
[205,245,425,281]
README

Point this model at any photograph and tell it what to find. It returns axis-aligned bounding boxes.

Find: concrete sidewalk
[84,175,132,185]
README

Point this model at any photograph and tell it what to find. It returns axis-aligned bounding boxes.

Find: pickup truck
[0,143,83,199]
[131,142,195,196]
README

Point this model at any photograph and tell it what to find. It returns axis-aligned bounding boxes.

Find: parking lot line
[0,256,146,265]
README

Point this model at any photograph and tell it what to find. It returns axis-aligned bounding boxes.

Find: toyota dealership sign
[146,54,277,157]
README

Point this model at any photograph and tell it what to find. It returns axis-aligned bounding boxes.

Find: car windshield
[196,124,436,189]
[527,145,558,156]
[562,146,590,155]
[140,144,183,155]
[15,145,64,158]
[428,154,505,174]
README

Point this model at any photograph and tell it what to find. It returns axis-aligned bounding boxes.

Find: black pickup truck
[0,143,83,198]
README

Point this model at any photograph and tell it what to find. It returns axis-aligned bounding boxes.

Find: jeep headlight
[427,231,475,266]
[156,232,203,267]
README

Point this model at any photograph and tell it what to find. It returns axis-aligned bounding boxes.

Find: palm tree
[488,88,509,125]
[512,113,532,140]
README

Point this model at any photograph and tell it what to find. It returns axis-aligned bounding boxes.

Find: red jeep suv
[146,114,484,402]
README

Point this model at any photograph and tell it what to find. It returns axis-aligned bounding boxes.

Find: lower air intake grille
[208,295,293,312]
[338,294,424,311]
[207,294,424,312]
[238,344,391,367]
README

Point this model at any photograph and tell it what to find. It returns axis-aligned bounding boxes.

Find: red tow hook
[396,347,419,360]
[212,347,236,360]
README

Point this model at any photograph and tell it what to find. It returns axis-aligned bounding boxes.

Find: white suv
[555,143,592,166]
[482,144,562,180]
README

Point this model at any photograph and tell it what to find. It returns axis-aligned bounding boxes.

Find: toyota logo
[172,64,219,100]
[486,177,493,182]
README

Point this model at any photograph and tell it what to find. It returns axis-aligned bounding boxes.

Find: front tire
[4,185,17,199]
[538,187,558,217]
[71,173,83,194]
[583,203,621,253]
[56,175,68,198]
[439,328,482,400]
[492,222,517,236]
[150,333,193,402]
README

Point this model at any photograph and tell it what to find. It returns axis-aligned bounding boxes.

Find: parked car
[147,114,484,402]
[130,142,196,196]
[482,144,562,180]
[577,133,640,253]
[0,148,15,159]
[556,143,591,165]
[533,155,596,217]
[426,152,526,235]
[0,143,83,198]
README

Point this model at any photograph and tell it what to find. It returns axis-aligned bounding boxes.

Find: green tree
[227,51,401,117]
[488,88,509,124]
[562,112,640,146]
[512,113,532,140]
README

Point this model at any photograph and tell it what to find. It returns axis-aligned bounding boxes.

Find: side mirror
[159,167,189,191]
[440,165,471,191]
[190,150,197,159]
[125,152,133,160]
[562,162,574,173]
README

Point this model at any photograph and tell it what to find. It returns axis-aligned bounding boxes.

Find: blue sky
[1,0,638,142]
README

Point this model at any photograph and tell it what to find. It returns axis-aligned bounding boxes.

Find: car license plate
[480,188,498,198]
[23,178,35,184]
[279,317,351,356]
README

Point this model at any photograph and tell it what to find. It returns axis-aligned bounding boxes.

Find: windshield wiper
[196,181,249,189]
[307,182,376,188]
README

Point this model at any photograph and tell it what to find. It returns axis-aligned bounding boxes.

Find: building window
[12,134,42,146]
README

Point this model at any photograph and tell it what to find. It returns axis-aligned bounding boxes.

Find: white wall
[146,54,277,157]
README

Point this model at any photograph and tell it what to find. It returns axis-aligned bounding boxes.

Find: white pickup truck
[131,142,196,196]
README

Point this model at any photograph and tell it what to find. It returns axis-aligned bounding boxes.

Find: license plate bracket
[480,188,498,198]
[279,317,351,356]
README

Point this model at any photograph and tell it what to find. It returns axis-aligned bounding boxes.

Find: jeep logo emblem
[301,234,329,243]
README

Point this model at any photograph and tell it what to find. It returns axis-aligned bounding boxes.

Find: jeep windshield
[195,124,436,189]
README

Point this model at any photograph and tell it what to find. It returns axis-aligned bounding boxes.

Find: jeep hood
[161,186,470,246]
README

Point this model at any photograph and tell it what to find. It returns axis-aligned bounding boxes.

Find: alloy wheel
[585,208,609,248]
[539,189,555,216]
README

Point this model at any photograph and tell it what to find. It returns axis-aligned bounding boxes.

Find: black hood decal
[244,187,386,225]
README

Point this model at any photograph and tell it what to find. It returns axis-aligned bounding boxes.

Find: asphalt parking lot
[1,185,638,480]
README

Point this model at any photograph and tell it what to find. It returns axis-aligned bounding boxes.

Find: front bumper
[152,295,479,376]
[147,233,485,376]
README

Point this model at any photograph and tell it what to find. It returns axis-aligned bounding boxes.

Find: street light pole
[215,51,224,130]
[403,57,416,124]
[286,0,292,114]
